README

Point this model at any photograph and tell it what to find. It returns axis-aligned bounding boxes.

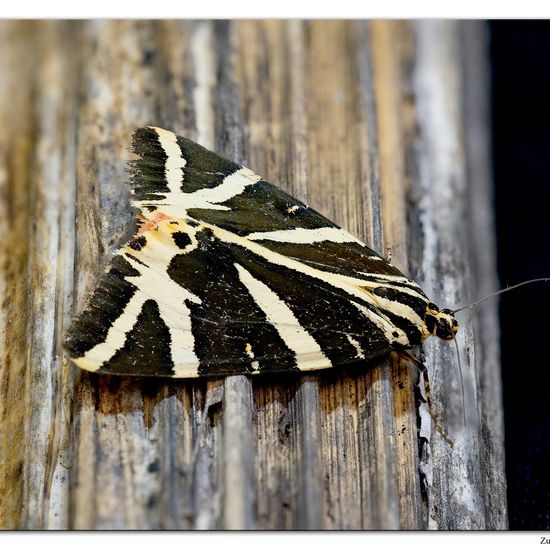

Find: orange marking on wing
[138,212,170,235]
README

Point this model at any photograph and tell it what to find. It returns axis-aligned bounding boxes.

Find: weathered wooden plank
[68,20,201,530]
[0,19,505,530]
[371,20,425,530]
[305,21,401,530]
[0,21,35,530]
[408,20,506,529]
[460,21,507,530]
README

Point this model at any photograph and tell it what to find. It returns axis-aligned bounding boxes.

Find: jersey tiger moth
[65,126,459,378]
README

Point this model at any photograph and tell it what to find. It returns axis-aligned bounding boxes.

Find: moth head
[423,303,459,341]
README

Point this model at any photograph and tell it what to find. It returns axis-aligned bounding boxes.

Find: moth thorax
[423,303,459,341]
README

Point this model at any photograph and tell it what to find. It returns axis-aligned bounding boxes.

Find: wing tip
[69,355,101,374]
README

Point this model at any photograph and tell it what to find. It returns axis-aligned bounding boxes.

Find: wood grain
[0,20,506,529]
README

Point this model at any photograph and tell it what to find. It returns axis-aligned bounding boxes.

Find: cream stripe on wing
[203,222,425,328]
[75,223,203,375]
[135,166,261,217]
[157,300,200,377]
[345,334,365,360]
[152,127,260,207]
[152,127,186,194]
[245,226,363,244]
[123,236,202,373]
[74,291,148,372]
[235,263,329,371]
[184,167,261,206]
[353,303,409,347]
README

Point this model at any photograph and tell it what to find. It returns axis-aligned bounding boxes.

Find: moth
[65,127,459,378]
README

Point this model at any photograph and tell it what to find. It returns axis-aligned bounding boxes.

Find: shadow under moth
[65,126,459,379]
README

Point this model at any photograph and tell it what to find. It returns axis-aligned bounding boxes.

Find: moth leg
[385,246,393,263]
[397,351,454,447]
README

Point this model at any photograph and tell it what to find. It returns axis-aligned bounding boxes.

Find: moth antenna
[453,337,467,427]
[453,277,550,313]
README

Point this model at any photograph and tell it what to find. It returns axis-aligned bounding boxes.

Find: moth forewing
[65,126,459,378]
